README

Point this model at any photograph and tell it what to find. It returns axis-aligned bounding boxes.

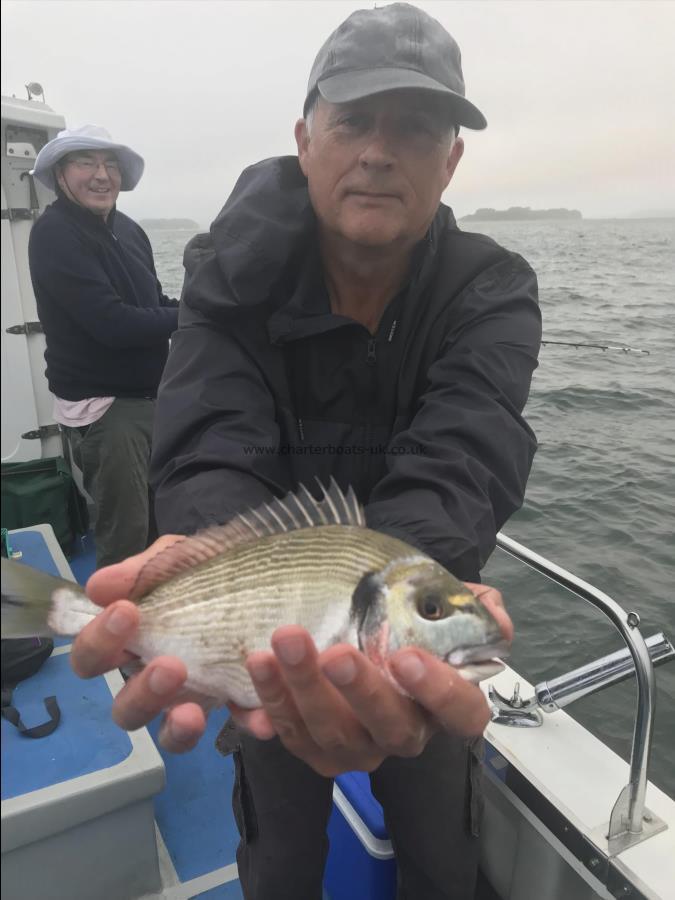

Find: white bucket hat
[31,124,145,191]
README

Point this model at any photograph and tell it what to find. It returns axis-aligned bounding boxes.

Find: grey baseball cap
[304,2,487,130]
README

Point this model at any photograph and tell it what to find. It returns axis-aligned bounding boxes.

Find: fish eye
[416,592,448,621]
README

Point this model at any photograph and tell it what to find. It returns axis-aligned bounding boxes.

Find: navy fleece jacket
[28,195,179,400]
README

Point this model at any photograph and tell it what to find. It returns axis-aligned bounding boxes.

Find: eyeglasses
[65,156,121,174]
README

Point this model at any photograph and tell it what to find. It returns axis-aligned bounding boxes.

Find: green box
[1,458,88,558]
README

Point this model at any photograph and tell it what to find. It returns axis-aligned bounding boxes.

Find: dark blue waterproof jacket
[29,195,179,400]
[150,157,541,581]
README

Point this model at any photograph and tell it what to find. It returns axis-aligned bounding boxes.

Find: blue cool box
[325,770,396,900]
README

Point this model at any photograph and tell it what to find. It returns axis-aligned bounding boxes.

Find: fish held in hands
[1,482,509,708]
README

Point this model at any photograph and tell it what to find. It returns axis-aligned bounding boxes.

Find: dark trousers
[232,730,483,900]
[62,398,156,569]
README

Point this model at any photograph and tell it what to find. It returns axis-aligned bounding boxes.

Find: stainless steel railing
[535,632,673,712]
[493,531,671,852]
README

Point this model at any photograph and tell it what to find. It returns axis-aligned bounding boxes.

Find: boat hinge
[1,208,35,220]
[21,424,61,441]
[6,321,44,335]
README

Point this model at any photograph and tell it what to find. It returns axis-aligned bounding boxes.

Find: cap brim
[317,68,487,130]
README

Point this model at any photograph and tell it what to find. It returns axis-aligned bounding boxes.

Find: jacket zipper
[362,336,379,489]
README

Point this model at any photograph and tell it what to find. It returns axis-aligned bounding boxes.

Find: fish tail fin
[1,558,99,639]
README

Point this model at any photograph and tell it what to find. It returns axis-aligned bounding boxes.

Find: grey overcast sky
[2,0,674,226]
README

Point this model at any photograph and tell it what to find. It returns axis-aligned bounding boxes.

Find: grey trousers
[231,729,483,900]
[62,398,156,569]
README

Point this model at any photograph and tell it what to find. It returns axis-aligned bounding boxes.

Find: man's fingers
[465,582,514,644]
[157,703,207,753]
[389,649,491,738]
[269,628,373,752]
[111,655,188,731]
[86,534,184,605]
[244,648,312,747]
[71,600,140,678]
[244,648,345,771]
[227,702,278,741]
[320,645,435,757]
[246,635,383,775]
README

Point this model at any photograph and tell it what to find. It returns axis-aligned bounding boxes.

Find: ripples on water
[148,218,675,798]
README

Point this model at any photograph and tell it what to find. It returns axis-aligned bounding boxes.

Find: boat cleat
[488,682,543,727]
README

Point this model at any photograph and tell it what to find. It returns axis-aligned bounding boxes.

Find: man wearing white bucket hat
[28,124,179,568]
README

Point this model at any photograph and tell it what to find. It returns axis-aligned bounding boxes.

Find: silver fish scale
[130,526,419,706]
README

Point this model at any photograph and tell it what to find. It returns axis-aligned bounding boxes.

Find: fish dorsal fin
[129,479,364,600]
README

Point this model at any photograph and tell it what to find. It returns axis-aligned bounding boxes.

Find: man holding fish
[70,3,540,898]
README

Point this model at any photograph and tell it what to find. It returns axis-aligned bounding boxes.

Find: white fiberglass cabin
[1,89,64,466]
[1,91,674,900]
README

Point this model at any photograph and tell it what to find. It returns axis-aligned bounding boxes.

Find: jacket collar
[266,227,440,346]
[54,193,117,232]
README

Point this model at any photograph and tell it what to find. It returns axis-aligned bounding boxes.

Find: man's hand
[229,583,512,777]
[70,535,206,754]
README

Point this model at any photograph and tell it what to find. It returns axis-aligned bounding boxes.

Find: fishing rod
[541,340,650,355]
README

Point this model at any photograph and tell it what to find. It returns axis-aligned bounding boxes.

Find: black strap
[1,695,61,738]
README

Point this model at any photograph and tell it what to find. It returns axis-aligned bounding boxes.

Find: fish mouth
[446,640,510,683]
[445,638,511,668]
[457,658,506,683]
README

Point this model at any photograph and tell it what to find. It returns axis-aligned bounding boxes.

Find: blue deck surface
[8,529,64,578]
[68,530,97,585]
[1,652,133,800]
[148,708,241,883]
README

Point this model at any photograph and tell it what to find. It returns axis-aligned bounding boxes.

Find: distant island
[140,218,200,230]
[461,207,582,222]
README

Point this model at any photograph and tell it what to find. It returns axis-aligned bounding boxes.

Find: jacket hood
[182,156,315,318]
[181,155,457,321]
